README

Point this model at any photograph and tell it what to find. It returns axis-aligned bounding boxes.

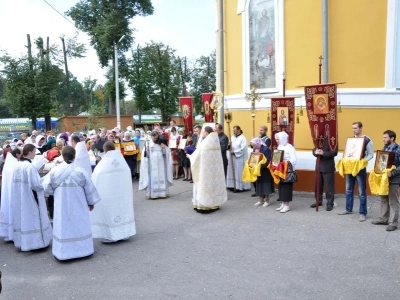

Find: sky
[0,0,217,86]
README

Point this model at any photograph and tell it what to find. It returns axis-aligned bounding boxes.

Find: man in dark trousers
[311,137,338,211]
[215,123,229,178]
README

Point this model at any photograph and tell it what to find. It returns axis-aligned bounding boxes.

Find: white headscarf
[275,131,289,146]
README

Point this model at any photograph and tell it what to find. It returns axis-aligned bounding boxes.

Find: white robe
[190,132,227,210]
[42,163,101,260]
[75,141,92,176]
[139,140,173,199]
[226,134,251,190]
[0,154,18,241]
[11,160,53,251]
[90,150,136,241]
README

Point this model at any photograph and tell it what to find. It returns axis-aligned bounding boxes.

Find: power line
[42,0,76,27]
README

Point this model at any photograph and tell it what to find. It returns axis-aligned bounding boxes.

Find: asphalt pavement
[1,179,399,300]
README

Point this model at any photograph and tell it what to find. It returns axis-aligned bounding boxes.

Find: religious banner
[270,97,295,149]
[179,97,193,133]
[202,93,214,122]
[304,84,338,151]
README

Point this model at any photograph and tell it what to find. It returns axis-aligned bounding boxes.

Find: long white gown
[139,140,173,199]
[11,159,53,251]
[90,150,136,241]
[190,132,228,210]
[74,141,92,175]
[0,154,18,241]
[226,134,251,191]
[42,162,101,260]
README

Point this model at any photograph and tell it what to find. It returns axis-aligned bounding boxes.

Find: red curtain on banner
[202,93,214,123]
[179,97,193,133]
[304,84,338,150]
[270,97,295,149]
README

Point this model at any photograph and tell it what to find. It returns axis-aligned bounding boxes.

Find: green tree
[190,51,217,114]
[126,45,152,123]
[144,42,181,122]
[66,0,153,114]
[0,76,13,118]
[0,40,64,129]
[83,76,97,108]
[56,74,86,116]
[85,104,106,130]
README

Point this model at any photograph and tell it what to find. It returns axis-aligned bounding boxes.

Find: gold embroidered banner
[270,97,295,149]
[304,84,338,151]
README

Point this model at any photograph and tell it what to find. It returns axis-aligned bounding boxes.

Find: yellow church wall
[223,0,388,92]
[224,108,400,151]
[223,0,243,95]
[328,0,387,87]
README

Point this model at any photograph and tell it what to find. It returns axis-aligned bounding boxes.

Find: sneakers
[254,201,263,206]
[262,202,270,208]
[280,205,290,213]
[276,203,284,211]
[337,210,353,215]
[359,215,366,222]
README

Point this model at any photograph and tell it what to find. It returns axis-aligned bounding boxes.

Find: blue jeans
[345,168,367,216]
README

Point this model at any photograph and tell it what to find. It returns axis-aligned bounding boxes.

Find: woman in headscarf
[251,137,274,207]
[35,135,47,154]
[274,131,297,213]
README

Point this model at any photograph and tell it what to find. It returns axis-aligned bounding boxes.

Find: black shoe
[183,178,188,181]
[371,220,389,225]
[251,193,257,197]
[326,206,333,211]
[386,225,397,231]
[189,180,193,183]
[310,202,322,208]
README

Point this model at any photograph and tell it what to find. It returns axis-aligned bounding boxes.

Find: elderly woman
[252,137,274,207]
[275,131,297,213]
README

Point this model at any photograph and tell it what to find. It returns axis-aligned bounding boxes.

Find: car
[6,132,24,140]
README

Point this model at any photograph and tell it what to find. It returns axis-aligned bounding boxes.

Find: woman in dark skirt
[251,138,274,207]
[274,131,297,213]
[179,128,192,181]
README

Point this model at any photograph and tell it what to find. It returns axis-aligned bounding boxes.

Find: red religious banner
[201,93,214,122]
[179,97,193,133]
[304,84,338,150]
[270,97,295,149]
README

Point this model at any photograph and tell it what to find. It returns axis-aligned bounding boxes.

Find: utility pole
[61,37,72,116]
[27,34,37,130]
[45,37,51,131]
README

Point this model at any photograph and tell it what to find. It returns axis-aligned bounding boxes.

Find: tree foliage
[0,43,64,128]
[189,51,217,114]
[143,42,181,122]
[66,0,154,67]
[85,104,106,130]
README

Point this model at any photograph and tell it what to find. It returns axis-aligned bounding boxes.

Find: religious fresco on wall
[249,0,276,89]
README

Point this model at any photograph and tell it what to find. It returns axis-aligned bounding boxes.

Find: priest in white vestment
[11,144,52,251]
[139,131,173,199]
[91,142,136,242]
[42,146,101,260]
[0,150,20,241]
[189,127,227,213]
[226,126,251,191]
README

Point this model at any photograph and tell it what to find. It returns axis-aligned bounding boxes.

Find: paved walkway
[1,179,399,299]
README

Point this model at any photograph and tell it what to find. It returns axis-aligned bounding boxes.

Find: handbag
[283,171,298,183]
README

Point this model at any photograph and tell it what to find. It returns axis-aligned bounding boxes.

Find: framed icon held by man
[343,137,366,159]
[374,150,394,174]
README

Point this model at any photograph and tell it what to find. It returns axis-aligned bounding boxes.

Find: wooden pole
[316,56,323,212]
[61,37,72,116]
[27,34,37,130]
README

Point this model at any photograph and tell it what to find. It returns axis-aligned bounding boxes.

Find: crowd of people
[0,120,399,264]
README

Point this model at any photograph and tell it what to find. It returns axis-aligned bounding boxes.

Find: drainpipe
[322,0,329,83]
[218,0,225,125]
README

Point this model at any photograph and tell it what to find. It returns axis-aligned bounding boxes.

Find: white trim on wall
[224,88,400,109]
[241,0,285,94]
